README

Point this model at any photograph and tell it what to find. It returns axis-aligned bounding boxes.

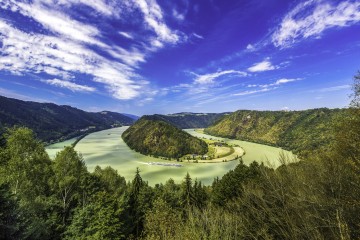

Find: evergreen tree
[122,167,148,238]
[0,183,24,240]
[180,173,195,208]
[65,191,124,240]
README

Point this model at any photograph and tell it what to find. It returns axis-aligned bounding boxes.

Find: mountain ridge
[205,108,347,157]
[0,95,135,143]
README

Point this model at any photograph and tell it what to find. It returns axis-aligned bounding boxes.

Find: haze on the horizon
[0,0,359,115]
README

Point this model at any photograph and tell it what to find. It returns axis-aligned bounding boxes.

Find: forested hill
[151,112,229,129]
[122,115,208,158]
[205,108,347,157]
[0,95,135,142]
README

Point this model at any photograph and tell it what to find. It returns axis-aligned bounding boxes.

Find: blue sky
[0,0,359,115]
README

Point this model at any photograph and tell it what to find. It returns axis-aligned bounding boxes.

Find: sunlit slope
[122,116,208,158]
[205,108,346,157]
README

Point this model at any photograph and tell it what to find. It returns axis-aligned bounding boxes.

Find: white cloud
[272,0,360,48]
[14,1,105,47]
[134,0,181,45]
[43,78,96,92]
[193,70,247,85]
[237,78,300,96]
[248,58,278,72]
[193,33,204,39]
[274,78,299,85]
[0,0,186,102]
[233,87,275,96]
[119,31,134,39]
[246,44,255,51]
[250,78,301,88]
[173,9,185,21]
[0,20,147,100]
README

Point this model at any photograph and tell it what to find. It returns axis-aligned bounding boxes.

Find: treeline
[122,116,208,158]
[0,95,135,143]
[152,112,228,129]
[205,107,346,157]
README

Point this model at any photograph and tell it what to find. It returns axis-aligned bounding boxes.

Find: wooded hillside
[122,115,208,158]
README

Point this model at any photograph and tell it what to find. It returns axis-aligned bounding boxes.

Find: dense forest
[0,96,135,143]
[153,112,228,129]
[122,115,208,158]
[205,108,346,157]
[0,72,359,239]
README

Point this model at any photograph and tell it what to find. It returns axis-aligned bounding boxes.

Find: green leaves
[122,116,208,158]
[51,146,87,226]
[65,191,125,240]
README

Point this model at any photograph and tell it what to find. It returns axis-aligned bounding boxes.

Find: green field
[46,127,296,186]
[185,129,297,167]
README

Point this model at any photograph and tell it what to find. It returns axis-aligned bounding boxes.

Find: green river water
[46,127,296,186]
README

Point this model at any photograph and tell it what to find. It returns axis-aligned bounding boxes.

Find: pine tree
[180,172,195,207]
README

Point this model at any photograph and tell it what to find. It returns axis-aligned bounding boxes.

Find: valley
[46,126,295,186]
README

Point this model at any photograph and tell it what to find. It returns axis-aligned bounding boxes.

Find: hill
[151,112,228,129]
[122,115,208,158]
[0,95,135,143]
[205,108,347,157]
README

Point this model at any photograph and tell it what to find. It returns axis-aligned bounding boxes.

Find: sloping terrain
[0,95,135,142]
[205,108,346,156]
[122,115,208,158]
[152,112,228,129]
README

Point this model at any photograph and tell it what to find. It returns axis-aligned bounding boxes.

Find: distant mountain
[205,108,347,157]
[151,112,229,129]
[121,113,140,120]
[0,95,135,142]
[122,115,208,158]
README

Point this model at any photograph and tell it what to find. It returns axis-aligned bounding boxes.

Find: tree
[93,166,126,197]
[180,173,195,207]
[334,72,360,173]
[122,167,150,238]
[0,183,24,240]
[143,198,180,240]
[193,179,208,209]
[0,127,55,239]
[51,146,87,226]
[350,71,360,108]
[65,191,124,240]
[0,127,52,199]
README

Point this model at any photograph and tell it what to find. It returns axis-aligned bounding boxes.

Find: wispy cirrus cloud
[248,58,279,72]
[272,0,360,48]
[44,79,95,92]
[192,70,247,85]
[0,0,185,101]
[233,87,274,96]
[134,0,183,46]
[235,78,301,96]
[248,78,301,88]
